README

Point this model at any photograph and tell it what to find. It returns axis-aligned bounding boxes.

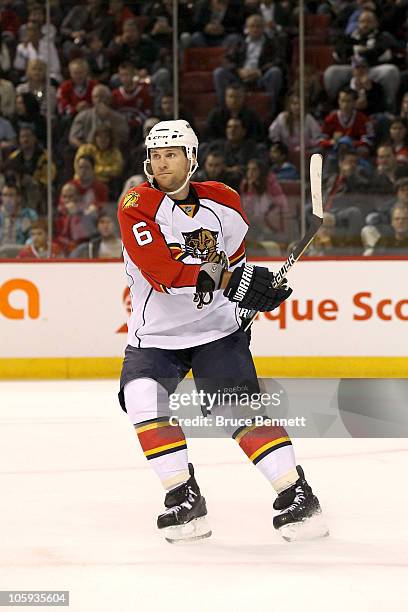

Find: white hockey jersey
[117,181,248,349]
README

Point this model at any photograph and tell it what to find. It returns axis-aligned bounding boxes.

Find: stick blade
[310,153,323,219]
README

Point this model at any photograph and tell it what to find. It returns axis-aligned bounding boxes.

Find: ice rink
[1,380,407,612]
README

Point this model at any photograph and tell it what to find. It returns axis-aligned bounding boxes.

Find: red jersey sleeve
[117,185,201,292]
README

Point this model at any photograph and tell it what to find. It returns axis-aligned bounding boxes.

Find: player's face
[150,147,190,192]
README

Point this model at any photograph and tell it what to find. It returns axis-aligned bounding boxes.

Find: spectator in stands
[324,9,400,111]
[213,13,284,115]
[292,64,326,121]
[372,144,401,194]
[307,212,339,256]
[19,3,56,43]
[0,109,15,151]
[158,92,195,134]
[268,93,322,156]
[147,0,179,50]
[69,84,129,149]
[204,83,264,142]
[205,116,264,178]
[385,118,408,165]
[348,56,386,115]
[322,149,371,244]
[125,115,160,180]
[0,182,37,249]
[83,31,112,83]
[75,125,124,192]
[0,2,21,40]
[376,205,408,252]
[60,0,115,60]
[344,0,376,36]
[108,18,170,102]
[109,0,135,35]
[11,92,45,145]
[57,58,97,118]
[71,154,109,210]
[14,20,61,83]
[194,151,240,190]
[0,27,12,74]
[16,59,57,118]
[17,218,62,259]
[401,93,408,122]
[5,125,56,192]
[0,75,15,117]
[241,158,289,245]
[253,0,293,36]
[54,181,98,253]
[269,141,299,180]
[361,176,408,251]
[191,0,245,47]
[112,62,153,139]
[319,88,373,153]
[70,213,122,258]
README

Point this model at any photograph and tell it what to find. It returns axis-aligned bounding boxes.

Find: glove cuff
[197,262,225,293]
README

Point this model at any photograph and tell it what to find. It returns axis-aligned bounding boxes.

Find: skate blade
[278,513,329,542]
[163,516,212,544]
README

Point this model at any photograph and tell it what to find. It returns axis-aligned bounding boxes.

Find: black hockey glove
[223,264,292,312]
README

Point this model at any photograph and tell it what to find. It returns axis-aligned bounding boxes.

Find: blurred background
[0,0,406,262]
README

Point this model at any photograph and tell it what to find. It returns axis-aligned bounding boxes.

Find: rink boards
[0,258,407,378]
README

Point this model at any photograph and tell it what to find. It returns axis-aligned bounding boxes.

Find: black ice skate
[157,463,212,543]
[273,465,329,542]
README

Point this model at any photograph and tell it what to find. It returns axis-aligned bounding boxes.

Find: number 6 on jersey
[132,221,153,246]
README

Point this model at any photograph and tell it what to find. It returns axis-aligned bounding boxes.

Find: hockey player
[117,120,328,543]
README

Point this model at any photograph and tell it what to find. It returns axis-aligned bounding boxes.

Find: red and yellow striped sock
[233,420,298,493]
[135,417,189,490]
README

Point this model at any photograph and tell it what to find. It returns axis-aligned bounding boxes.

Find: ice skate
[273,465,329,542]
[157,464,212,544]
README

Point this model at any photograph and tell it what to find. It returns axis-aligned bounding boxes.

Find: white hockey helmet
[143,120,199,196]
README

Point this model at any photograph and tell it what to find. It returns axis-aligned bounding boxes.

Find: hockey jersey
[117,181,248,349]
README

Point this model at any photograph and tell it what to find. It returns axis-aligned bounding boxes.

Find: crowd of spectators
[0,0,407,260]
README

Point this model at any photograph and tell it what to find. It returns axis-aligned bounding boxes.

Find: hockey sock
[232,420,298,493]
[124,378,190,490]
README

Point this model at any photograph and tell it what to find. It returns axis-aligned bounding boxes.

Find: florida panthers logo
[182,228,226,263]
[182,228,228,309]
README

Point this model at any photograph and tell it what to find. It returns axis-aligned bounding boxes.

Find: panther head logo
[182,228,219,261]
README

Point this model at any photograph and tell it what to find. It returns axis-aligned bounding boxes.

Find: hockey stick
[241,153,324,332]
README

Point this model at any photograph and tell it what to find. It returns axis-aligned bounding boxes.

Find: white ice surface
[0,380,407,612]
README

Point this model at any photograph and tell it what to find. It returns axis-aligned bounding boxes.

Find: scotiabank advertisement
[0,260,407,358]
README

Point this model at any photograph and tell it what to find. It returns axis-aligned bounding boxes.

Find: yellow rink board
[0,357,407,379]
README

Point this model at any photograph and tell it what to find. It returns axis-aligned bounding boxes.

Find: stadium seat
[183,47,225,72]
[292,44,334,73]
[304,14,331,43]
[279,180,301,197]
[181,93,217,119]
[305,45,334,72]
[245,92,272,122]
[180,72,214,95]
